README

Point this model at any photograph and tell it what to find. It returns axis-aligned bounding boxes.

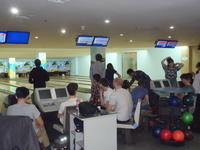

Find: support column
[8,58,16,79]
[37,52,47,69]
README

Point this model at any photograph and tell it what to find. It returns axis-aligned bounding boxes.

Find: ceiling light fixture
[120,34,124,37]
[168,36,172,39]
[10,7,19,15]
[104,19,110,24]
[34,36,39,39]
[169,26,175,30]
[129,40,133,43]
[61,29,66,34]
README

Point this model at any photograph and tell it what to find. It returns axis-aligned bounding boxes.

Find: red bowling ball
[172,130,185,142]
[160,129,172,141]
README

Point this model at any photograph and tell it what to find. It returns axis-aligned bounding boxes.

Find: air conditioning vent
[48,0,70,4]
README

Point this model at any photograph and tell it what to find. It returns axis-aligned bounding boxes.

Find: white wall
[137,47,188,80]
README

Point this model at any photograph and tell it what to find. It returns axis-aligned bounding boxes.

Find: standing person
[90,74,101,105]
[192,62,200,132]
[127,68,151,89]
[7,87,51,150]
[90,54,105,80]
[105,63,121,88]
[29,59,49,89]
[161,57,184,87]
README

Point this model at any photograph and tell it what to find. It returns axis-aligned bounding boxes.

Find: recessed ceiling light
[120,34,124,37]
[169,26,175,30]
[104,19,110,24]
[10,7,19,14]
[61,29,66,34]
[168,36,172,39]
[34,36,39,39]
[129,40,133,43]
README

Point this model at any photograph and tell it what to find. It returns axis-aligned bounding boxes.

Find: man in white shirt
[58,83,82,124]
[192,62,200,132]
[90,54,105,80]
[99,78,114,104]
[105,78,133,123]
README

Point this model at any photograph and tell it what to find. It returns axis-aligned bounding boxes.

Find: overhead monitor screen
[0,32,6,43]
[55,88,67,98]
[76,35,94,46]
[39,90,52,100]
[6,31,30,44]
[92,36,109,47]
[166,41,177,48]
[163,80,170,87]
[154,81,162,88]
[155,40,168,48]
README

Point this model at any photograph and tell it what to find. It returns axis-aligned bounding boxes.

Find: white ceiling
[0,0,200,48]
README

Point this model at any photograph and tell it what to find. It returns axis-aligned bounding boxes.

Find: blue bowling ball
[168,96,181,107]
[153,123,164,138]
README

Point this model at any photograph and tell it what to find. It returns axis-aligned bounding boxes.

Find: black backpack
[79,101,97,117]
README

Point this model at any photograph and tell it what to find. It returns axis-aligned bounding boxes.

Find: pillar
[37,52,47,69]
[8,58,16,79]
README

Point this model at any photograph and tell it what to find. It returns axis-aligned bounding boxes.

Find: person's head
[93,74,101,84]
[167,57,174,68]
[107,63,114,70]
[95,54,103,62]
[122,80,130,90]
[196,62,200,71]
[127,68,135,77]
[67,83,78,96]
[180,73,193,85]
[15,87,30,101]
[99,78,109,91]
[34,59,41,67]
[113,78,123,89]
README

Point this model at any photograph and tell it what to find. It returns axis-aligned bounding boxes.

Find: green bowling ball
[183,95,194,106]
[181,112,193,124]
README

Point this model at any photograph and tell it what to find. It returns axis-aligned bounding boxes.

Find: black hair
[180,73,193,84]
[196,62,200,68]
[95,54,103,61]
[107,63,114,70]
[93,74,101,82]
[122,80,130,89]
[67,83,78,96]
[16,87,29,99]
[99,78,109,87]
[127,69,134,75]
[34,59,41,67]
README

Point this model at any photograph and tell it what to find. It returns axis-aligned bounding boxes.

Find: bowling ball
[183,95,194,106]
[184,130,193,141]
[160,129,172,141]
[172,130,185,142]
[168,96,181,107]
[153,124,164,138]
[181,112,193,124]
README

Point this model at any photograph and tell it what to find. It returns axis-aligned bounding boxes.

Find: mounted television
[6,31,30,44]
[155,40,168,48]
[76,35,94,46]
[166,40,178,48]
[92,36,109,47]
[0,32,6,43]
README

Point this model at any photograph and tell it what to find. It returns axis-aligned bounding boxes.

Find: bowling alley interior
[1,0,200,150]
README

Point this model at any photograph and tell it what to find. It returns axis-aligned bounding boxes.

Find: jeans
[169,78,178,88]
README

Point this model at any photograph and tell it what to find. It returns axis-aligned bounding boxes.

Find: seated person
[90,74,101,105]
[99,78,114,105]
[6,87,51,150]
[180,73,194,92]
[104,78,133,123]
[58,83,82,124]
[131,80,150,110]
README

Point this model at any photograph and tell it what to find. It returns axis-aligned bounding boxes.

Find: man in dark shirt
[127,69,151,89]
[29,59,49,89]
